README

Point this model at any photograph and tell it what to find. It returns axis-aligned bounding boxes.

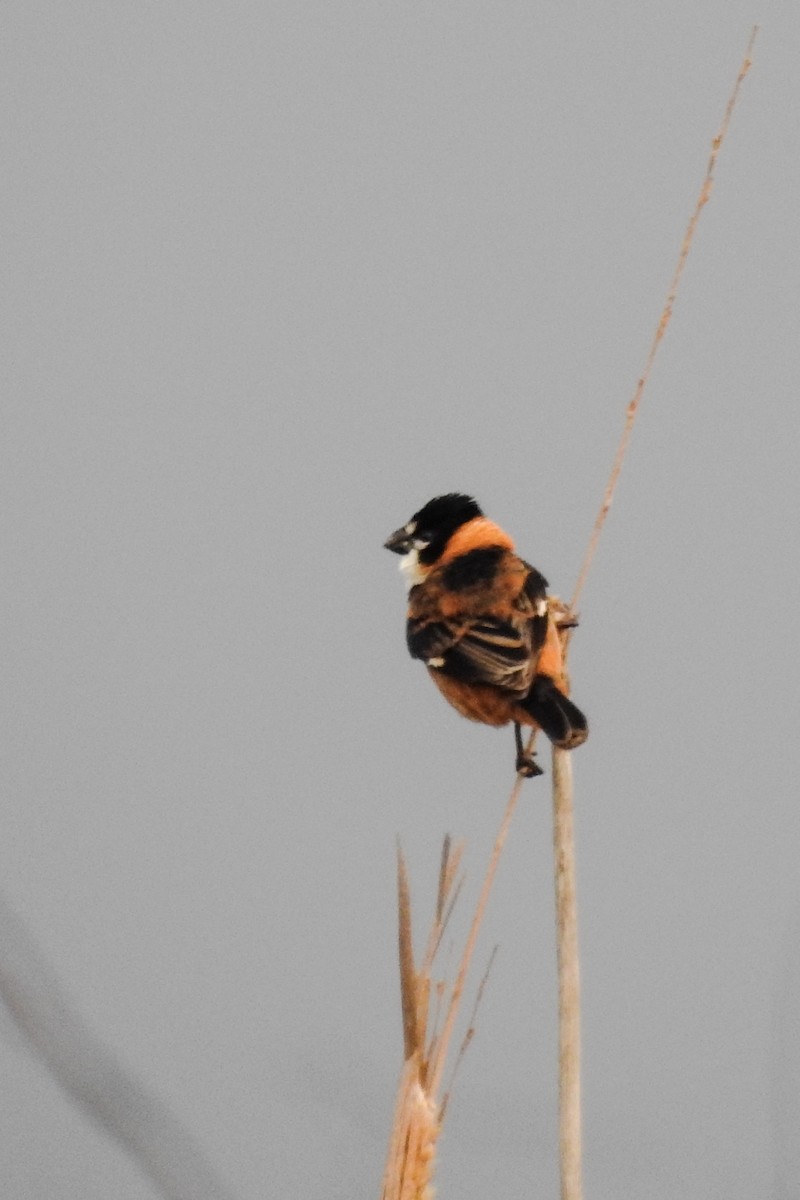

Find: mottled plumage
[385,494,588,774]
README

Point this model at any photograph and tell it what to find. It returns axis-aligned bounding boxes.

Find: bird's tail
[519,675,589,750]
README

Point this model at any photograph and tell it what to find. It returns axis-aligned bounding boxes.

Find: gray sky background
[2,2,799,1197]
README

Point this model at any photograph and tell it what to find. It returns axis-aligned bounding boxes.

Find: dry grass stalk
[568,25,758,623]
[382,839,496,1200]
[544,30,757,1200]
[440,944,498,1124]
[551,747,582,1200]
[382,1055,439,1200]
[428,777,524,1100]
[550,32,757,1200]
[383,30,756,1200]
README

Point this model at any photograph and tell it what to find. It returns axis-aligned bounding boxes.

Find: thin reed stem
[428,771,526,1098]
[552,747,582,1200]
[550,29,757,1199]
[568,26,758,625]
[382,29,757,1200]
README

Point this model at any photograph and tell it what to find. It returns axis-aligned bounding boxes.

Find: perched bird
[384,494,588,776]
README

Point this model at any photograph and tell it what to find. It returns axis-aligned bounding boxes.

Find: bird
[384,493,588,777]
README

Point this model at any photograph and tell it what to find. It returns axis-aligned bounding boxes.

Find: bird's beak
[384,526,413,555]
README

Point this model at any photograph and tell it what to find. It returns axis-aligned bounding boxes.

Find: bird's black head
[384,493,483,566]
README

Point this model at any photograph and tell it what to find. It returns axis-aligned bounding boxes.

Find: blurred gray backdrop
[2,2,799,1197]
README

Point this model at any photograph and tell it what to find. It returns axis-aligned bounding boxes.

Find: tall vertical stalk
[551,747,582,1200]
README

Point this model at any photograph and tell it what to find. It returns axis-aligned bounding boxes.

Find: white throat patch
[398,547,426,590]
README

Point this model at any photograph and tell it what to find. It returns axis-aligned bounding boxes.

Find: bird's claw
[516,753,544,778]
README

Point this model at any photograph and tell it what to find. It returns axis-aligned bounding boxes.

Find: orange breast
[428,671,516,726]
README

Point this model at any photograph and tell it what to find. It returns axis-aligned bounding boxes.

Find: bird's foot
[516,752,544,778]
[514,723,543,778]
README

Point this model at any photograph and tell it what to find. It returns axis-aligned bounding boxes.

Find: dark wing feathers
[443,618,533,693]
[406,553,549,698]
[406,616,461,662]
[522,564,548,605]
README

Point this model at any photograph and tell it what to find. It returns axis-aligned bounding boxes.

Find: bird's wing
[439,615,537,694]
[406,558,549,696]
[406,612,462,663]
